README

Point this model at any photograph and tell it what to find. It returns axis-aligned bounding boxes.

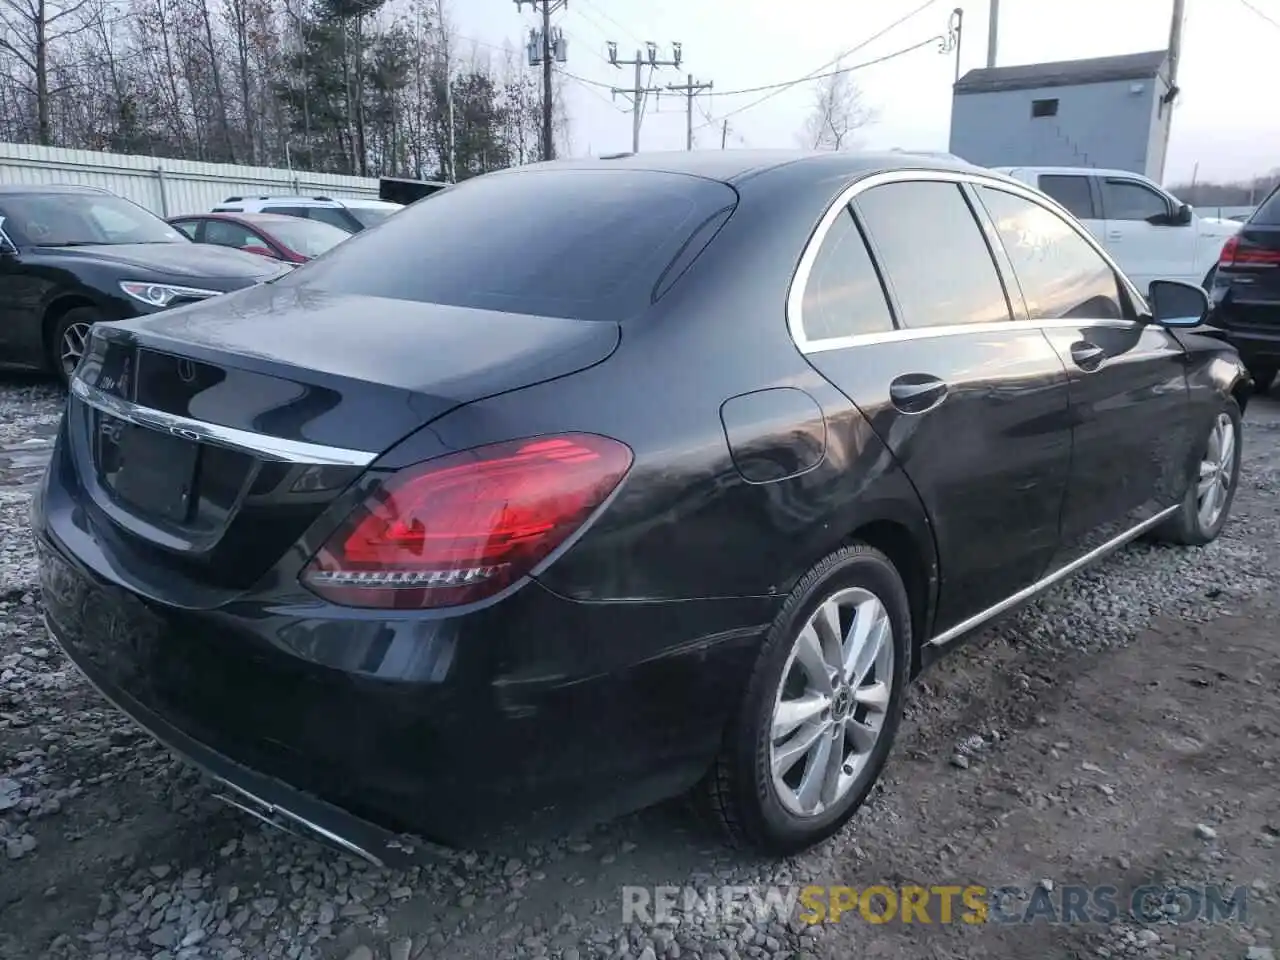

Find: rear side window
[291,169,738,322]
[799,207,894,341]
[172,220,200,239]
[854,180,1011,329]
[1038,175,1095,220]
[1251,184,1280,225]
[978,187,1124,322]
[265,206,312,219]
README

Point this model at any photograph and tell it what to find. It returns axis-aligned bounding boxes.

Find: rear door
[793,176,1073,635]
[973,184,1195,567]
[1099,176,1198,291]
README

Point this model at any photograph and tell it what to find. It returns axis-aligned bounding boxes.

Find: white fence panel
[0,143,381,217]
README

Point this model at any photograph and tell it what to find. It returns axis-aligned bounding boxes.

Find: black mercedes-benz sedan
[0,184,290,384]
[32,151,1251,862]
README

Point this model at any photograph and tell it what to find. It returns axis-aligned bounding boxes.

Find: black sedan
[32,151,1250,861]
[0,184,289,384]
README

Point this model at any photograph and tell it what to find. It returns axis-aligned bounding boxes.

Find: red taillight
[301,434,632,609]
[1219,234,1280,267]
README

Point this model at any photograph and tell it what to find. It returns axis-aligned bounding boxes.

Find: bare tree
[799,62,874,152]
[0,0,94,143]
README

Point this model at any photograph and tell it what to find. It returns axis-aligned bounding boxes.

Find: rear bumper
[1211,297,1280,366]
[33,476,774,848]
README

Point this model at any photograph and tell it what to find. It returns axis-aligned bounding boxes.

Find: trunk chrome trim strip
[70,376,378,467]
[927,503,1180,647]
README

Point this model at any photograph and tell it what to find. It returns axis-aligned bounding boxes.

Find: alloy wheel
[769,587,894,818]
[59,321,93,379]
[1197,412,1237,530]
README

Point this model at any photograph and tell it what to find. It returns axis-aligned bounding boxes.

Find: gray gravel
[1,383,1278,960]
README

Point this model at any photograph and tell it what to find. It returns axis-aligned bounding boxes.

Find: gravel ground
[1,381,1277,960]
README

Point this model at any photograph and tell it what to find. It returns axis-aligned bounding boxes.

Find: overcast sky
[450,0,1280,185]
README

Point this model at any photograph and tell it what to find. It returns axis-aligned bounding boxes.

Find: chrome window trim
[787,167,1150,355]
[70,376,378,467]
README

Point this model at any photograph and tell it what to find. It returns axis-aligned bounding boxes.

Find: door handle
[1107,230,1123,241]
[1070,341,1106,372]
[889,375,948,414]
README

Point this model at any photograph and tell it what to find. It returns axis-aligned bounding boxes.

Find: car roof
[488,149,983,186]
[0,183,109,195]
[997,165,1158,180]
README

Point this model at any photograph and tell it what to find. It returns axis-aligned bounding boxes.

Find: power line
[691,0,940,130]
[577,0,646,46]
[555,67,630,111]
[1238,0,1280,29]
[692,33,945,132]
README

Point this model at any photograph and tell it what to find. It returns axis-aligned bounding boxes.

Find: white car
[211,195,401,234]
[994,166,1239,293]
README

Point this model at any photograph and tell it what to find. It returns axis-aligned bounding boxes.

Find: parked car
[34,152,1250,862]
[169,211,349,263]
[210,195,401,233]
[1208,181,1280,394]
[996,165,1239,292]
[0,184,290,385]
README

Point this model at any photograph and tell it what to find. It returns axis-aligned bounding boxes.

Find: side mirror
[1175,202,1193,225]
[1148,279,1209,328]
[242,245,279,259]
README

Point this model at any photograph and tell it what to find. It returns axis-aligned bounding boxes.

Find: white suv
[994,166,1240,293]
[211,195,401,234]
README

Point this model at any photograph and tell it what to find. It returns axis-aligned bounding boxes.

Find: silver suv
[211,195,401,234]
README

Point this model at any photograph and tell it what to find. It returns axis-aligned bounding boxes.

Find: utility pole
[986,0,998,67]
[1157,0,1186,182]
[517,0,568,161]
[721,120,728,150]
[667,74,713,150]
[608,41,683,153]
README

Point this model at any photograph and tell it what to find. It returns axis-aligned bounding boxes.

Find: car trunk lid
[65,285,620,590]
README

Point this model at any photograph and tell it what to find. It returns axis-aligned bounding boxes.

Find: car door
[792,176,1074,635]
[1036,173,1104,242]
[973,184,1196,568]
[1100,176,1198,291]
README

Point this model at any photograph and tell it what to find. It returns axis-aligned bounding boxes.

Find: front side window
[1102,179,1170,222]
[799,207,895,342]
[978,186,1125,322]
[854,180,1011,329]
[204,219,263,250]
[1038,175,1096,220]
[0,193,186,246]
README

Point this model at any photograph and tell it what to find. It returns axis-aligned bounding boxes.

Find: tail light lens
[301,434,633,609]
[1219,234,1280,267]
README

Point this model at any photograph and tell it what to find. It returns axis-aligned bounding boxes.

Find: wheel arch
[841,514,938,677]
[41,295,101,363]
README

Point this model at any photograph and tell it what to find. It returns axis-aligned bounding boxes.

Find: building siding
[0,142,380,217]
[949,76,1167,179]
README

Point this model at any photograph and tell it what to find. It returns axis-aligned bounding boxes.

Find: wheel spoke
[846,717,879,755]
[811,600,844,677]
[793,730,834,812]
[794,626,834,694]
[1219,422,1236,473]
[844,598,888,688]
[772,720,829,777]
[1197,467,1217,499]
[853,680,890,713]
[819,723,847,807]
[772,692,830,740]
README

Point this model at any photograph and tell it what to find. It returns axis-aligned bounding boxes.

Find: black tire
[703,543,912,855]
[1249,366,1276,396]
[48,306,102,387]
[1155,398,1243,547]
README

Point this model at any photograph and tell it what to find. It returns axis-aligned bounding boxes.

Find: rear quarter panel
[378,161,939,613]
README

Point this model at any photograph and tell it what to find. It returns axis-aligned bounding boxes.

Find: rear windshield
[288,168,738,322]
[1251,184,1280,225]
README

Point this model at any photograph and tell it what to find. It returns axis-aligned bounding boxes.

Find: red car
[168,211,349,263]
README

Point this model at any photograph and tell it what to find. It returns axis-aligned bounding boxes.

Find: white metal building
[0,142,381,218]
